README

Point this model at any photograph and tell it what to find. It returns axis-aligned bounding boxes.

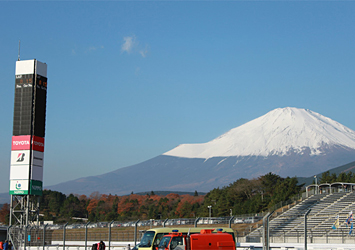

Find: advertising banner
[29,180,42,196]
[31,166,43,181]
[32,150,44,167]
[32,136,45,152]
[10,150,43,167]
[11,136,45,152]
[10,165,30,180]
[11,135,31,151]
[10,150,30,166]
[9,180,29,195]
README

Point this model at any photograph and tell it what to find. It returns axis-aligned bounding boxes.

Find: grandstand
[245,183,355,244]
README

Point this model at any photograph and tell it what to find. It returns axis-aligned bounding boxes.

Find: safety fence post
[134,220,140,247]
[85,222,90,250]
[108,220,114,250]
[43,224,48,250]
[304,209,311,250]
[163,219,169,228]
[262,211,274,250]
[229,216,234,228]
[63,223,68,250]
[194,218,200,228]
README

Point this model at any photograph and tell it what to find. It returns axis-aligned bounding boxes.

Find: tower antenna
[18,40,20,61]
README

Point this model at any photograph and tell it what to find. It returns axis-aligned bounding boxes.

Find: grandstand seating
[246,190,355,241]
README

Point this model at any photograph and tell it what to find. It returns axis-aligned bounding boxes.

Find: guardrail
[7,190,313,250]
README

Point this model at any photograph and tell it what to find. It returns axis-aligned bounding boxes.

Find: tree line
[0,172,304,224]
[319,171,355,183]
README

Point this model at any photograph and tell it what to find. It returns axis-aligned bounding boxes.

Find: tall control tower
[9,59,48,249]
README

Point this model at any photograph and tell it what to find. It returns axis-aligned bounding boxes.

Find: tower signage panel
[9,59,47,196]
[10,150,44,167]
[9,180,29,195]
[11,135,45,152]
[10,166,30,180]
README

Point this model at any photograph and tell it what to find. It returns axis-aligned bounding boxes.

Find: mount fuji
[47,107,355,195]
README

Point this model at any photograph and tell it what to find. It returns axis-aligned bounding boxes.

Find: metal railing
[8,215,264,249]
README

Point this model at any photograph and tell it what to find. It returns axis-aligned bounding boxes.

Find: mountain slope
[47,107,355,195]
[164,107,355,158]
[47,149,355,196]
[298,160,355,187]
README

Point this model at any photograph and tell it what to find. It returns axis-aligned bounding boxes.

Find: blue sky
[1,1,355,194]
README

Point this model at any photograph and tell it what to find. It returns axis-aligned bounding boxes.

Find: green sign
[29,180,43,196]
[9,180,29,195]
[9,189,28,195]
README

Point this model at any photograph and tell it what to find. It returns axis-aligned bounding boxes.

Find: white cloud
[121,35,149,58]
[121,36,136,54]
[139,45,149,58]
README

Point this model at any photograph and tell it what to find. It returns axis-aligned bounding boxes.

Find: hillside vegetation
[0,173,302,224]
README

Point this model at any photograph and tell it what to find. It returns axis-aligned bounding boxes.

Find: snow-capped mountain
[47,107,355,196]
[164,107,355,158]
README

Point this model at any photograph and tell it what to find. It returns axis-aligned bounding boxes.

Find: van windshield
[157,236,171,248]
[140,231,155,247]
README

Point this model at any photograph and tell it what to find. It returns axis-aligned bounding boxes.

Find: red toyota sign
[32,136,45,152]
[11,135,31,150]
[11,135,45,152]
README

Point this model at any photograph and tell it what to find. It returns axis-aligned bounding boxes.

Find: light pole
[208,205,212,217]
[314,175,318,194]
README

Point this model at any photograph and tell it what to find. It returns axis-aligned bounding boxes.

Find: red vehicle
[156,229,235,250]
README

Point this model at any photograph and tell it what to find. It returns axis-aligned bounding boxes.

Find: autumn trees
[0,204,9,224]
[34,191,205,223]
[0,172,303,224]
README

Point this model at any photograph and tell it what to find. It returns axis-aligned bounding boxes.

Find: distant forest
[0,171,352,225]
